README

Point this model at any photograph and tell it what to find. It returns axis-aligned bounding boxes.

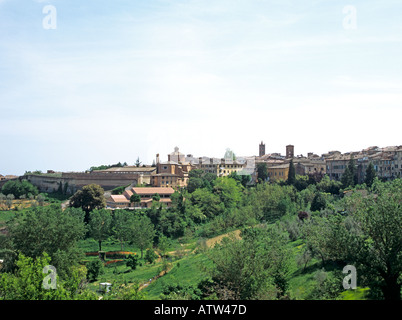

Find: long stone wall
[2,172,151,195]
[62,172,140,191]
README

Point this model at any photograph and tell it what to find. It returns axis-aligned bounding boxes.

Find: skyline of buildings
[1,142,401,191]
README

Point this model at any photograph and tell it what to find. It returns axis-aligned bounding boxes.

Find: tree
[6,206,86,278]
[346,180,402,300]
[145,249,158,264]
[86,259,104,282]
[88,209,112,252]
[69,184,106,222]
[365,162,376,188]
[112,210,134,250]
[256,163,268,183]
[316,175,341,195]
[187,177,204,193]
[228,172,251,188]
[1,179,39,199]
[206,226,292,300]
[152,193,161,202]
[190,188,224,220]
[36,193,45,206]
[130,194,141,207]
[130,215,155,259]
[157,234,171,260]
[6,194,14,210]
[0,252,93,300]
[310,192,326,212]
[212,177,243,211]
[126,254,139,270]
[341,156,357,189]
[189,169,205,179]
[135,157,142,167]
[287,159,296,186]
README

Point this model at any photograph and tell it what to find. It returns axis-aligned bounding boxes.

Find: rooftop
[132,187,175,195]
[98,166,156,173]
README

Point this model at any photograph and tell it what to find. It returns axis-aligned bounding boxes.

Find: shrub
[145,249,158,264]
[126,254,139,270]
[298,211,310,221]
[86,259,104,282]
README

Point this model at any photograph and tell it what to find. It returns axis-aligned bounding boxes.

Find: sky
[1,0,402,176]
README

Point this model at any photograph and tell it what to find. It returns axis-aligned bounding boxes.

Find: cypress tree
[287,159,296,185]
[365,162,376,188]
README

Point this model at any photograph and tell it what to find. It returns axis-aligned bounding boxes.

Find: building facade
[107,187,175,209]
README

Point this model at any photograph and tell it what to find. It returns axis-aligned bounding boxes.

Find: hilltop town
[1,142,401,216]
[1,142,401,204]
[1,141,401,301]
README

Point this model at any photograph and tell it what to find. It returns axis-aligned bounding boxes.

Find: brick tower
[259,141,265,157]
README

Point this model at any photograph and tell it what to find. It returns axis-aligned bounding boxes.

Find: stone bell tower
[259,141,266,157]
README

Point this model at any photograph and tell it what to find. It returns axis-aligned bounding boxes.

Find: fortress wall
[4,172,148,195]
[62,172,141,191]
[24,174,75,194]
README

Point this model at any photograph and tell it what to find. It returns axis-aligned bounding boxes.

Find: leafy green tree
[316,175,342,195]
[69,184,106,222]
[130,194,141,207]
[88,209,112,252]
[206,226,292,300]
[126,254,139,270]
[310,192,327,212]
[365,162,376,188]
[190,188,224,220]
[1,179,39,199]
[189,169,205,179]
[86,259,104,282]
[130,215,155,258]
[346,180,402,300]
[152,193,161,202]
[187,177,204,193]
[245,183,296,222]
[0,252,94,300]
[6,206,86,278]
[228,172,251,188]
[145,248,158,264]
[5,194,14,210]
[112,210,134,250]
[157,234,171,260]
[213,177,243,211]
[159,209,187,238]
[36,193,45,206]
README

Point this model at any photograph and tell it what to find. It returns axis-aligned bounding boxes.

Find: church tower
[259,141,265,157]
[286,145,294,159]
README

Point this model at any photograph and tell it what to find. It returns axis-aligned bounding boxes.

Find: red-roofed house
[107,187,175,209]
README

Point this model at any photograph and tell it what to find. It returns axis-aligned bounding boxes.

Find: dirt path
[205,229,242,248]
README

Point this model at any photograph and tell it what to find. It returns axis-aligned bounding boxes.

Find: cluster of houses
[2,143,401,210]
[106,143,402,209]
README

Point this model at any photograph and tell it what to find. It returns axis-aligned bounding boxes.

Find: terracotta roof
[132,187,175,195]
[123,189,133,198]
[110,195,130,203]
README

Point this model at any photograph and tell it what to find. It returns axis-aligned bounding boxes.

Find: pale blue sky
[1,0,402,175]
